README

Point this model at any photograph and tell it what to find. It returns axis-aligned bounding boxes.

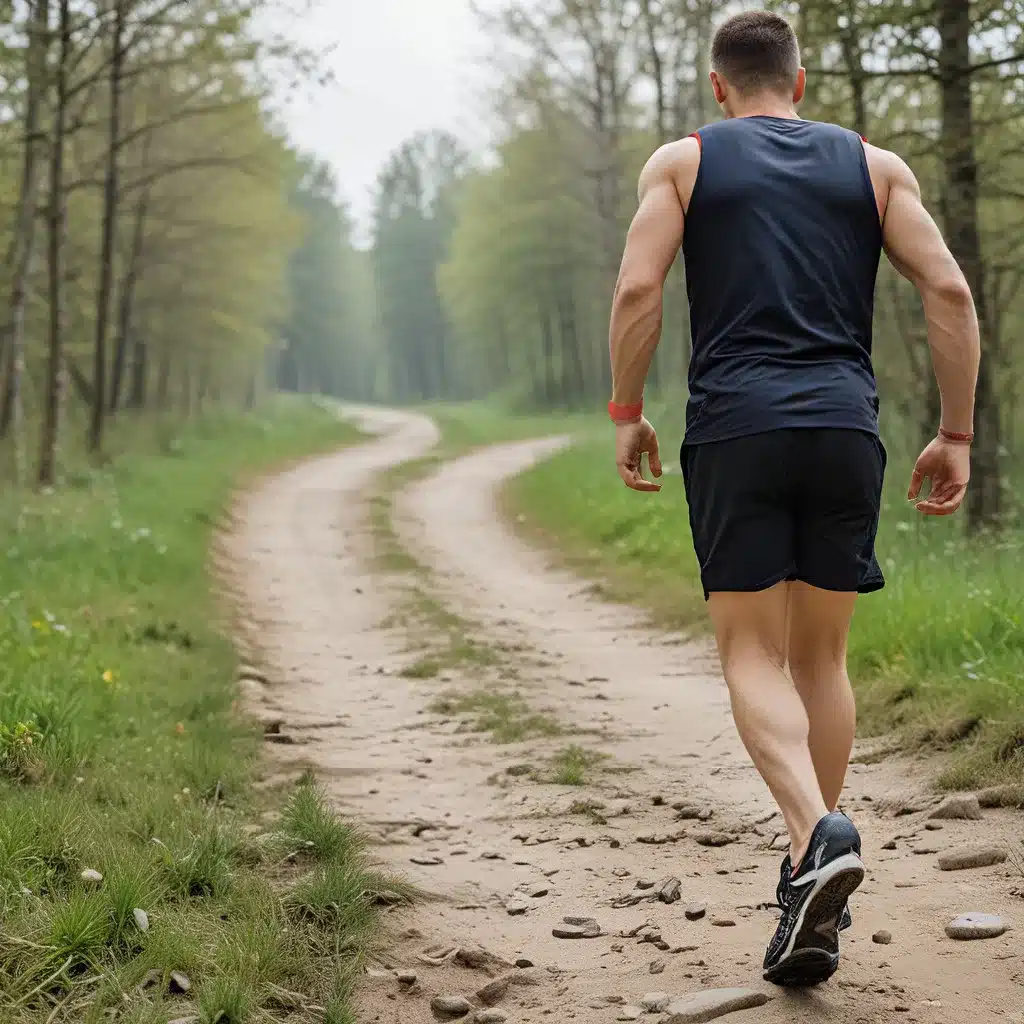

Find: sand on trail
[226,407,1022,1024]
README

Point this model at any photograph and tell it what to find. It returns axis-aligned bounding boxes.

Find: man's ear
[710,70,727,105]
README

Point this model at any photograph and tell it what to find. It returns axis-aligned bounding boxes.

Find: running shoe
[763,811,864,987]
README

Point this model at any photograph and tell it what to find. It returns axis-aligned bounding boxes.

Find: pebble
[694,831,737,848]
[924,822,944,831]
[641,992,671,1013]
[937,845,1008,871]
[873,930,892,945]
[553,916,601,939]
[506,902,528,916]
[944,913,1007,940]
[658,877,682,904]
[685,903,707,921]
[455,949,489,968]
[673,802,713,820]
[515,957,534,968]
[80,869,103,884]
[132,908,149,932]
[411,856,444,866]
[474,1013,508,1024]
[613,868,631,878]
[711,918,736,927]
[431,995,472,1018]
[650,958,666,974]
[929,794,983,820]
[169,971,191,994]
[617,1009,643,1022]
[667,987,770,1019]
[912,846,939,855]
[477,975,513,1005]
[665,988,770,1022]
[528,884,550,898]
[396,971,417,985]
[481,851,505,861]
[636,879,656,890]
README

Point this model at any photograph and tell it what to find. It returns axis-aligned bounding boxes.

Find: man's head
[709,10,805,116]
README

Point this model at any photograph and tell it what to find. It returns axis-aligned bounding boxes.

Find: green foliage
[0,401,395,1022]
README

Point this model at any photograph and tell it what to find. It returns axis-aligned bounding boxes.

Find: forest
[322,0,1024,535]
[0,0,354,485]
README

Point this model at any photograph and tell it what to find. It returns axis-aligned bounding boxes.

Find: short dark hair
[711,10,800,96]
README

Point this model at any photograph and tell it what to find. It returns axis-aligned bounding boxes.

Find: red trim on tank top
[860,134,868,143]
[689,131,703,151]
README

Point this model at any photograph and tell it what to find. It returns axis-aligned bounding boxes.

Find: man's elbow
[930,272,974,308]
[614,274,662,306]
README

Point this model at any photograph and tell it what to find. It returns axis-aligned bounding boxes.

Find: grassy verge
[0,400,414,1024]
[367,405,574,742]
[505,421,1024,789]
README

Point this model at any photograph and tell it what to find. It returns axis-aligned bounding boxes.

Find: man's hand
[908,436,971,515]
[616,416,663,492]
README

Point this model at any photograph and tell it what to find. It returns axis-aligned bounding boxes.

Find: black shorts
[680,428,886,600]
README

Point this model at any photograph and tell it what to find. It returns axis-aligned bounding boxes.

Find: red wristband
[608,399,643,423]
[939,427,974,444]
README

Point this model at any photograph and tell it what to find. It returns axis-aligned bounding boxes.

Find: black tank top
[681,116,883,446]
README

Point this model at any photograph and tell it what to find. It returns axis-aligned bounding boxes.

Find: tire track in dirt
[228,409,1022,1024]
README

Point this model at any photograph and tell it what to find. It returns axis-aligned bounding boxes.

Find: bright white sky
[278,0,492,235]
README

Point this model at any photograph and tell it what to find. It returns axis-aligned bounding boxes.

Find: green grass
[0,399,415,1023]
[431,690,562,744]
[506,421,1024,787]
[547,745,608,787]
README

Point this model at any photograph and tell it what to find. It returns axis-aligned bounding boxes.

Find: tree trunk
[38,0,71,488]
[936,0,1002,531]
[837,1,868,137]
[88,0,127,453]
[641,0,667,143]
[110,178,152,412]
[0,0,50,475]
[155,347,171,409]
[127,336,148,408]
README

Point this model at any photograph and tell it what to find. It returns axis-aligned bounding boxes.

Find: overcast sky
[279,0,492,233]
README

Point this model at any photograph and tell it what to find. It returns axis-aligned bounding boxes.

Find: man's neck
[726,97,800,120]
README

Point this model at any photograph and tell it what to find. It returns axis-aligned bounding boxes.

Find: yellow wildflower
[102,670,116,685]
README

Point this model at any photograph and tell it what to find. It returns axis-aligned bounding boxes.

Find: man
[607,9,980,989]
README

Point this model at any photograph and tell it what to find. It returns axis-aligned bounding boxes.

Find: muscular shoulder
[863,142,917,191]
[638,136,701,208]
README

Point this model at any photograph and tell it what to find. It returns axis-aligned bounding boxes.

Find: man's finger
[907,465,925,500]
[647,436,662,478]
[618,463,661,492]
[916,485,966,515]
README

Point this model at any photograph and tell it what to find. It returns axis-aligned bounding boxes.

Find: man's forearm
[922,280,980,435]
[609,284,663,406]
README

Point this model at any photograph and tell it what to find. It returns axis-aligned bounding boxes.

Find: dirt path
[228,408,1022,1024]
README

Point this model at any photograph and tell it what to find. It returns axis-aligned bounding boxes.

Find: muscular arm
[878,150,979,436]
[608,140,695,406]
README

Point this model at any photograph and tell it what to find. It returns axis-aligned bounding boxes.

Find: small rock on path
[665,988,770,1023]
[937,846,1008,871]
[945,913,1007,940]
[553,916,601,939]
[432,995,472,1019]
[617,1008,644,1022]
[929,795,983,820]
[642,992,671,1012]
[873,930,892,945]
[685,903,707,921]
